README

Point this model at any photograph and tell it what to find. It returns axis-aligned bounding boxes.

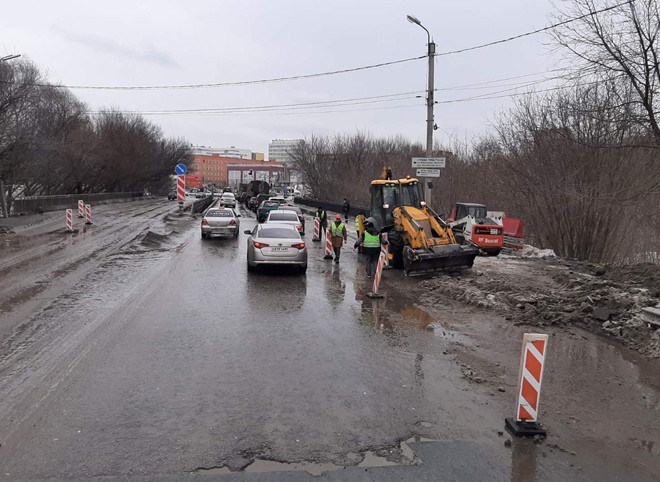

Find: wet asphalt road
[1,199,660,481]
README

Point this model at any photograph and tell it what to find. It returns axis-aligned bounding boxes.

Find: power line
[434,0,632,57]
[1,2,630,92]
[26,56,426,91]
[86,91,425,115]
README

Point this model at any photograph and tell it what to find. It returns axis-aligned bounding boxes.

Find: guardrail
[9,192,145,216]
[192,196,215,213]
[293,197,370,217]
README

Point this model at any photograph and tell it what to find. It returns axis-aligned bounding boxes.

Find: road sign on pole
[175,164,187,175]
[416,168,441,178]
[412,157,446,168]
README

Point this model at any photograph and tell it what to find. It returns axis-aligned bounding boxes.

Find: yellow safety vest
[331,223,345,237]
[363,231,380,248]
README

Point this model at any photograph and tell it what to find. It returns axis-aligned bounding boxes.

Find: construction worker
[330,213,347,263]
[315,206,328,238]
[342,198,350,222]
[355,211,366,254]
[354,217,388,278]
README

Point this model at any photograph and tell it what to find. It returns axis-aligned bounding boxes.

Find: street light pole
[407,15,435,207]
[0,54,22,218]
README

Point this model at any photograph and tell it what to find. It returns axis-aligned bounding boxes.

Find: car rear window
[257,228,299,239]
[269,212,299,221]
[280,207,302,215]
[206,210,232,217]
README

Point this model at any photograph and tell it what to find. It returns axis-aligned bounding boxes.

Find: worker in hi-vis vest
[315,206,328,238]
[354,217,388,278]
[355,211,366,254]
[330,214,347,263]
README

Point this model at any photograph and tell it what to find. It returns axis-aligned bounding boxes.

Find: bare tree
[553,0,660,146]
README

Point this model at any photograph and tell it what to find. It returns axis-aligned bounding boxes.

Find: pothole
[194,437,433,476]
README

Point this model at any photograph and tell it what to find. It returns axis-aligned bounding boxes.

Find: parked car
[277,206,305,234]
[167,190,177,200]
[257,201,281,222]
[201,208,240,239]
[219,192,236,208]
[244,224,307,273]
[265,210,303,235]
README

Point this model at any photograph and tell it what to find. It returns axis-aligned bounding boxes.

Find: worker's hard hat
[365,217,376,226]
[335,213,342,219]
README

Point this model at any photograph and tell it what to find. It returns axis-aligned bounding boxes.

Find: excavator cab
[370,173,478,275]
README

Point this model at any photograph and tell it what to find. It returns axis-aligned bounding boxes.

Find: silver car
[265,210,304,235]
[244,224,307,273]
[201,208,240,239]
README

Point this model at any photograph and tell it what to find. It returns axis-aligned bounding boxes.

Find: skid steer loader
[370,168,478,276]
[448,202,504,256]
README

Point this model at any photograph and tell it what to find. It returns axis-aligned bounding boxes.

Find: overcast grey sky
[2,0,559,156]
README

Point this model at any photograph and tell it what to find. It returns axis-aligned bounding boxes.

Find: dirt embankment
[419,255,660,358]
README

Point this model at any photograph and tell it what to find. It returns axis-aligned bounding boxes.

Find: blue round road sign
[175,164,187,175]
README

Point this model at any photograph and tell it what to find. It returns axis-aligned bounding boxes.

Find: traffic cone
[324,229,333,260]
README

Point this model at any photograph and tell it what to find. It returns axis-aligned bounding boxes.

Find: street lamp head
[0,54,21,62]
[406,15,421,25]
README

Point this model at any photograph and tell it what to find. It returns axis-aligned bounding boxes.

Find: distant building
[191,154,285,187]
[251,152,265,161]
[268,139,304,182]
[192,145,252,159]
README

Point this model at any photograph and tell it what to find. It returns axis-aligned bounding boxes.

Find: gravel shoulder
[418,253,660,358]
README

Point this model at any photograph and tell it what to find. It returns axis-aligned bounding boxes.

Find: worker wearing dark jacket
[315,206,328,238]
[354,217,388,278]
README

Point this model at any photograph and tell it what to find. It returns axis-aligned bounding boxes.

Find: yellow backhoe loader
[370,168,478,275]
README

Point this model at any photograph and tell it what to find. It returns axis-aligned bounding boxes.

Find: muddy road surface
[0,200,659,481]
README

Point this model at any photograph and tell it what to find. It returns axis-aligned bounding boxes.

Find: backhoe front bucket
[403,244,479,276]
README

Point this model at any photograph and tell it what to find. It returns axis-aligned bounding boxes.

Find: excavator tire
[387,229,404,269]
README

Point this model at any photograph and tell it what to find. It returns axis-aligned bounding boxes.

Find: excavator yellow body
[370,169,478,275]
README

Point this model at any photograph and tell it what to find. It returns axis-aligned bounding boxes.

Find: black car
[168,190,177,200]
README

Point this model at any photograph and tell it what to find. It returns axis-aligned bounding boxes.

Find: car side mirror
[237,214,241,217]
[243,230,252,235]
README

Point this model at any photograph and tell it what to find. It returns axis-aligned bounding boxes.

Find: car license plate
[490,229,499,235]
[272,247,288,252]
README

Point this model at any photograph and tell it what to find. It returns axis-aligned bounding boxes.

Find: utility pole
[425,40,435,207]
[407,15,435,207]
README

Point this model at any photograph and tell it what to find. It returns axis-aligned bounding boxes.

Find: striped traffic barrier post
[367,251,387,299]
[77,199,84,218]
[66,209,73,232]
[505,333,549,436]
[177,175,185,216]
[84,204,92,225]
[323,229,333,259]
[381,232,391,269]
[312,217,321,242]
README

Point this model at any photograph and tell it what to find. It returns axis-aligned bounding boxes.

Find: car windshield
[257,227,300,239]
[262,202,279,208]
[269,212,298,221]
[206,210,232,217]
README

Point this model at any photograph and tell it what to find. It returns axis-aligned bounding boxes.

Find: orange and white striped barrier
[367,251,387,298]
[84,204,92,225]
[323,229,333,259]
[77,199,84,218]
[66,209,73,232]
[381,232,390,268]
[505,333,549,436]
[312,217,321,242]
